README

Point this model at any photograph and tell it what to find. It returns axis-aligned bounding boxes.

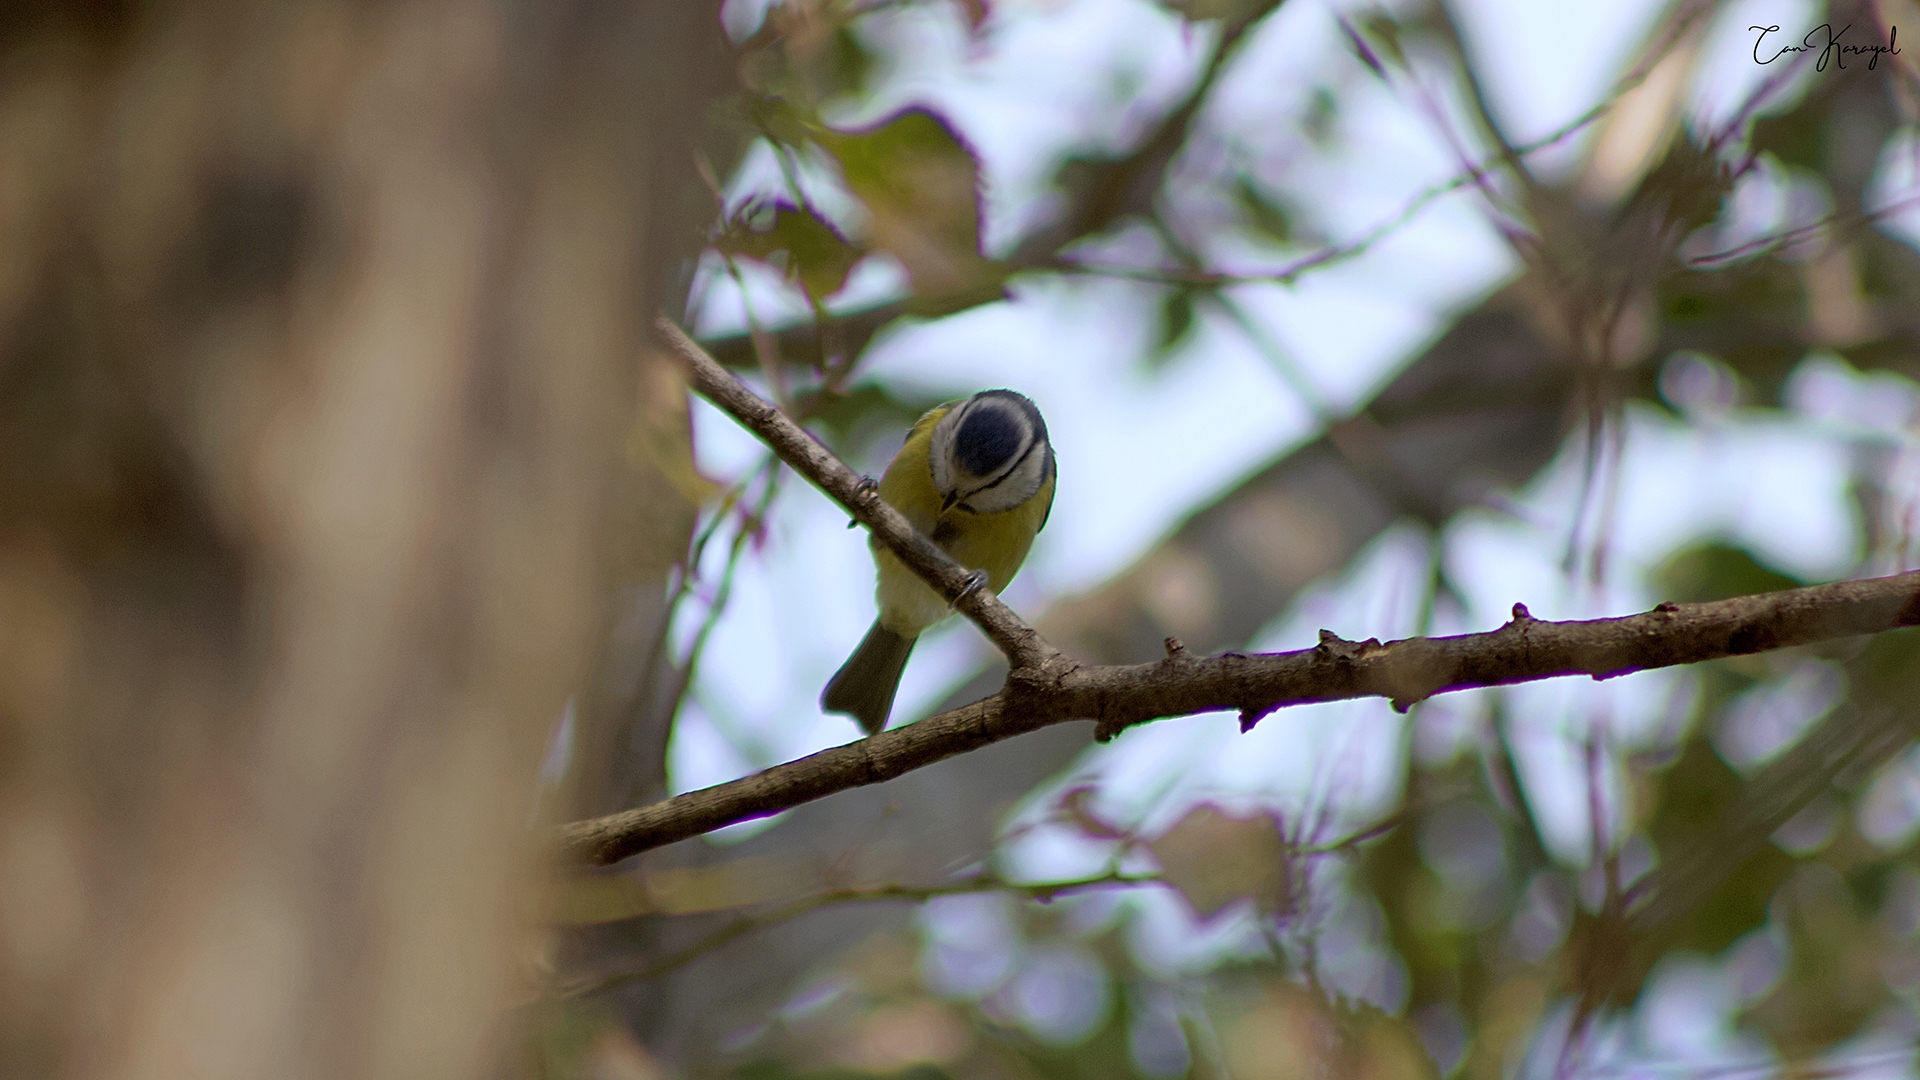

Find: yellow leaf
[1146,804,1294,921]
[549,855,808,925]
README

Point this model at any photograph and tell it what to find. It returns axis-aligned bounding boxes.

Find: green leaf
[820,26,877,103]
[1158,0,1274,21]
[1232,174,1293,244]
[1652,542,1803,605]
[1360,12,1408,70]
[742,94,818,150]
[1641,734,1796,956]
[1219,981,1440,1080]
[815,108,1000,295]
[1746,864,1891,1056]
[1304,85,1339,147]
[717,203,864,301]
[1750,109,1823,174]
[1155,286,1198,359]
[796,384,951,462]
[736,11,876,109]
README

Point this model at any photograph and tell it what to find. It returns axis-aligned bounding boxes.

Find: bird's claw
[849,475,881,528]
[954,569,989,605]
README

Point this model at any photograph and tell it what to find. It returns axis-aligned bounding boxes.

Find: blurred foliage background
[5,0,1920,1078]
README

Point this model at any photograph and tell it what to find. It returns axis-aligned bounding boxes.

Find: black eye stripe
[961,433,1039,504]
[976,427,1032,485]
[954,405,1026,478]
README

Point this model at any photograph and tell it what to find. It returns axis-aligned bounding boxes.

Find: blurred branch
[1572,674,1920,1013]
[652,459,784,759]
[1684,192,1920,268]
[1041,89,1640,289]
[559,324,1920,863]
[605,460,773,812]
[1020,0,1718,290]
[693,95,1573,365]
[1003,0,1286,262]
[698,0,1286,370]
[558,869,1165,996]
[1354,7,1542,260]
[1627,702,1911,935]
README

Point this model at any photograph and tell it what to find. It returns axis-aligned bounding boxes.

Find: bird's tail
[821,622,916,736]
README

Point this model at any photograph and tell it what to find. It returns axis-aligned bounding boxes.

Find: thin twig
[614,460,772,807]
[1685,192,1920,267]
[557,870,1167,996]
[664,462,785,766]
[1053,94,1622,289]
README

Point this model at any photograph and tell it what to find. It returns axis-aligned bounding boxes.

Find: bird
[822,389,1055,735]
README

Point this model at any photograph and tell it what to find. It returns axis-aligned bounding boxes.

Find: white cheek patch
[928,404,962,497]
[961,448,1043,513]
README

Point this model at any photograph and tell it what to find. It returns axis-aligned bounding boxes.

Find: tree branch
[559,322,1920,865]
[555,870,1166,996]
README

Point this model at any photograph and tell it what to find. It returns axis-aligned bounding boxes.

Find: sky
[652,0,1920,1066]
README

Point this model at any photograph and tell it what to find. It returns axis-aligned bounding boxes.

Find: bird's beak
[941,490,959,513]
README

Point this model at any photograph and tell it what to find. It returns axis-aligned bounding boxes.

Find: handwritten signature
[1751,22,1901,70]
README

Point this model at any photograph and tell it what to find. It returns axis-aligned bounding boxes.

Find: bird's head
[929,389,1052,514]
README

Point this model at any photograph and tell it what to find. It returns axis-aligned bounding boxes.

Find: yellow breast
[869,402,1054,636]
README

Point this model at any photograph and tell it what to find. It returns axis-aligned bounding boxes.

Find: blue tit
[822,389,1056,735]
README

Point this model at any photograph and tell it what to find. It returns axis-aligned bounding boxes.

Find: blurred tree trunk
[0,2,724,1077]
